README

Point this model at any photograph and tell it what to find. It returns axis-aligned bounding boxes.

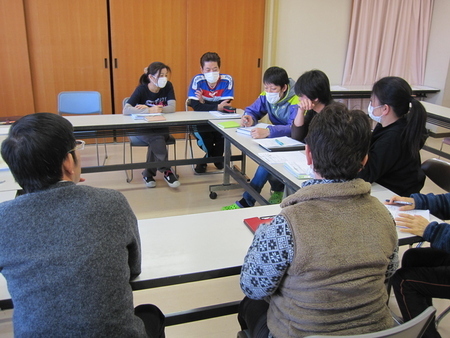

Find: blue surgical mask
[368,102,383,124]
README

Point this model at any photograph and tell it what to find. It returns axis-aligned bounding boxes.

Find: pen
[275,139,284,146]
[260,215,275,220]
[385,199,413,205]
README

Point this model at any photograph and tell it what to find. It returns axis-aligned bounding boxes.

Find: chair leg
[95,139,100,166]
[102,138,108,166]
[436,305,450,328]
[128,142,134,183]
[124,138,134,183]
[173,141,177,175]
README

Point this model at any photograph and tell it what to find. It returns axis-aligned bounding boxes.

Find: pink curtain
[342,0,434,86]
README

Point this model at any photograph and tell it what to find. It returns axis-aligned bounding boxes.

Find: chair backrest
[58,91,102,115]
[421,158,450,192]
[306,306,436,338]
[123,97,129,108]
[185,98,191,112]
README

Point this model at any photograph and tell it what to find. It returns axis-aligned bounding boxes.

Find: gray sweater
[0,182,148,337]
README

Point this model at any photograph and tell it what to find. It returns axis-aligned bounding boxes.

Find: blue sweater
[411,192,450,253]
[244,78,299,138]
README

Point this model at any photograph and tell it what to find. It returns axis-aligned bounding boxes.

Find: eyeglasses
[68,140,85,153]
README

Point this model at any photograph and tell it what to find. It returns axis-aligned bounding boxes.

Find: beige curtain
[342,0,434,86]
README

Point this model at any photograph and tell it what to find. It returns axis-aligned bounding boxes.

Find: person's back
[0,113,163,337]
[273,180,396,336]
[238,103,398,337]
[0,182,147,337]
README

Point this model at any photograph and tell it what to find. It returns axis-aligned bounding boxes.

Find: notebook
[243,216,274,233]
[284,162,310,180]
[131,113,163,120]
[253,136,305,152]
[236,123,270,135]
[145,115,166,122]
[217,120,241,129]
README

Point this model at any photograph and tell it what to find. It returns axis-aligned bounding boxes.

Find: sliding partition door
[186,0,266,109]
[24,0,112,114]
[108,0,188,113]
[0,0,34,117]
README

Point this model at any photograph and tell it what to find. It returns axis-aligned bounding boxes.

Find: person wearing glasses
[0,113,165,337]
[357,76,428,196]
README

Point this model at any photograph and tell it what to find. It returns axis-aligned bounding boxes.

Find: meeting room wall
[262,0,352,86]
[423,0,450,106]
[263,0,450,107]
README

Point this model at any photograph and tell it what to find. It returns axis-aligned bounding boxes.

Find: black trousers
[134,304,166,338]
[194,130,224,158]
[237,297,270,338]
[392,247,450,338]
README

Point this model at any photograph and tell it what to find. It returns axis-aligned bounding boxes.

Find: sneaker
[164,170,180,188]
[195,163,207,173]
[221,203,242,211]
[268,191,284,204]
[143,176,156,188]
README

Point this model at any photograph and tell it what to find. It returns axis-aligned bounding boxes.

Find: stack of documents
[284,162,310,180]
[209,111,241,118]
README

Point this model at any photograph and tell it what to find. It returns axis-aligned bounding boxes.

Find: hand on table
[395,213,429,237]
[148,105,163,114]
[251,128,270,139]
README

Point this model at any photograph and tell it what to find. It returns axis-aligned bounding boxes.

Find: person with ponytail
[358,76,428,196]
[123,62,180,188]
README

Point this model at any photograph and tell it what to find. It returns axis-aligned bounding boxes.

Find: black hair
[305,102,371,180]
[200,52,221,68]
[294,69,333,105]
[139,62,171,85]
[263,66,290,87]
[372,76,428,158]
[1,113,76,193]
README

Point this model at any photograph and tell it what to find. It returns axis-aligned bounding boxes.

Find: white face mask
[266,92,280,104]
[150,75,167,88]
[204,71,220,84]
[368,103,383,123]
[157,77,167,88]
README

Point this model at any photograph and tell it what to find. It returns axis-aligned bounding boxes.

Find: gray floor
[0,136,449,337]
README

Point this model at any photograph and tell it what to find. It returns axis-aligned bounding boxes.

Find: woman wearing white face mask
[357,76,428,196]
[123,62,180,189]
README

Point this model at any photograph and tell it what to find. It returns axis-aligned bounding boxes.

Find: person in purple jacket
[387,192,450,338]
[222,67,299,210]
